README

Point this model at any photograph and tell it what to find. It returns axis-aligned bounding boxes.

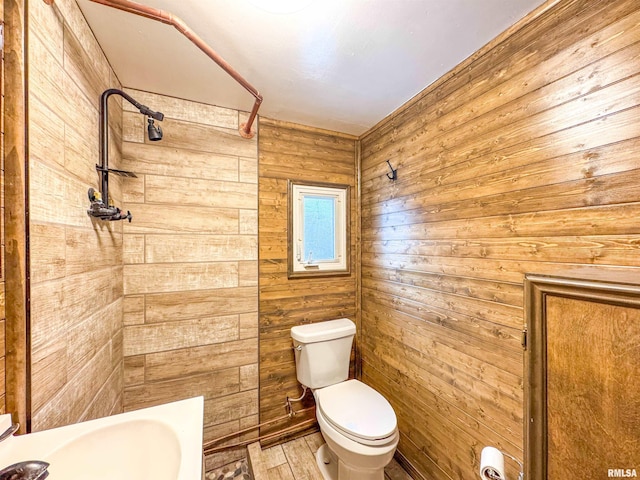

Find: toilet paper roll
[480,446,506,480]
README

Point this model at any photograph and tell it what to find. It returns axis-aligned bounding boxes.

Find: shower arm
[99,88,162,208]
[86,0,263,139]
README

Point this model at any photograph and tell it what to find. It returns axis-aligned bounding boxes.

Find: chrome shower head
[147,118,163,141]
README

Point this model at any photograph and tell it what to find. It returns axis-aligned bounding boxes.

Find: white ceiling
[77,0,544,135]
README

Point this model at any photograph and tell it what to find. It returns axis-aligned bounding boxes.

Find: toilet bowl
[291,319,399,480]
[314,380,399,480]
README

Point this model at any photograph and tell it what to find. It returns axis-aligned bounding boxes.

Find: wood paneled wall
[27,0,124,431]
[4,0,29,431]
[120,89,259,471]
[258,118,358,443]
[0,0,6,416]
[359,0,640,479]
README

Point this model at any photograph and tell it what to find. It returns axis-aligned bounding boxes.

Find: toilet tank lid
[291,318,356,343]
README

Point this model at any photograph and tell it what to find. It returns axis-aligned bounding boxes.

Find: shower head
[147,118,163,141]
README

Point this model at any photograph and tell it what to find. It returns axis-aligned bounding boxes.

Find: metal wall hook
[386,160,398,181]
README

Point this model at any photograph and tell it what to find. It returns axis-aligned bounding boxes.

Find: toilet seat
[315,380,397,447]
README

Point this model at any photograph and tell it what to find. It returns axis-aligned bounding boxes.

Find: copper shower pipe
[43,0,262,139]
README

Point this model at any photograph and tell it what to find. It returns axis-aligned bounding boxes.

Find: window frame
[287,180,351,279]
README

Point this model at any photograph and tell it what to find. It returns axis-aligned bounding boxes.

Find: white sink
[0,397,203,480]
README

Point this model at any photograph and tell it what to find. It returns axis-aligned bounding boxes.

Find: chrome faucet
[0,423,50,480]
[0,461,49,480]
[0,423,19,444]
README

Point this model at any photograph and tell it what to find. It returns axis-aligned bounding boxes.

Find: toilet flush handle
[294,344,303,351]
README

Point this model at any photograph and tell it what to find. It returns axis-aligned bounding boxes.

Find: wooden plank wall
[0,0,6,415]
[120,89,259,471]
[27,0,124,431]
[4,0,29,431]
[258,118,358,443]
[359,0,640,479]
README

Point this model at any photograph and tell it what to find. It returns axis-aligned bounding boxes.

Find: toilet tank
[291,318,356,389]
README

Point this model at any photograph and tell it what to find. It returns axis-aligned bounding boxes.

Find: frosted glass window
[303,196,335,262]
[288,181,350,278]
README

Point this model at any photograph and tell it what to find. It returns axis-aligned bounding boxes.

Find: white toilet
[291,318,399,480]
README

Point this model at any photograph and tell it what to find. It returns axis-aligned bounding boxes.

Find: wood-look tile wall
[27,0,124,431]
[120,89,259,470]
[359,1,640,479]
[258,118,358,443]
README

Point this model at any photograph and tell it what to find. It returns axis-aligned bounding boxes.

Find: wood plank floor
[261,432,414,480]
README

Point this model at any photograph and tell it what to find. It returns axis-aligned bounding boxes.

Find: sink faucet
[0,423,50,480]
[0,424,19,444]
[0,461,49,480]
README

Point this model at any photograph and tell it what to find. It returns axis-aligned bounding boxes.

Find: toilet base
[315,443,386,480]
[316,444,338,480]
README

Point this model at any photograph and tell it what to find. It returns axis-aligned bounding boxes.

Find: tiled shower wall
[27,0,124,431]
[22,2,260,463]
[120,89,259,470]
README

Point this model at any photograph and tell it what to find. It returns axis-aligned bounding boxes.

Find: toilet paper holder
[479,446,524,480]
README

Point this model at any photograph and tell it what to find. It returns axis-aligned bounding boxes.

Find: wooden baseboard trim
[394,450,427,480]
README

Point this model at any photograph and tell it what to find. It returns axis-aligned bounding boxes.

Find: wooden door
[524,274,640,480]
